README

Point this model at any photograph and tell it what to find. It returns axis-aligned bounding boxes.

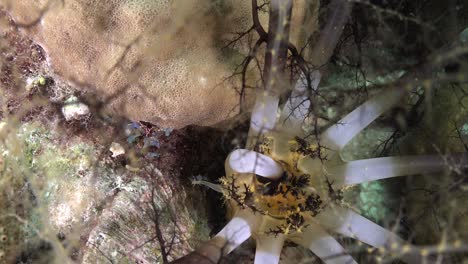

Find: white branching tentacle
[212,210,261,255]
[317,206,431,264]
[320,87,406,151]
[295,221,357,264]
[247,91,280,148]
[310,0,353,67]
[227,149,284,180]
[254,234,285,264]
[316,206,403,247]
[279,71,321,134]
[327,153,468,189]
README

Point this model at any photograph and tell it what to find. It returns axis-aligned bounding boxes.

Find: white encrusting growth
[254,234,285,264]
[298,222,357,264]
[327,153,468,188]
[227,149,284,180]
[320,87,406,150]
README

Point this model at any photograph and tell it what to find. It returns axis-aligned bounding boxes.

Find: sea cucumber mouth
[221,134,333,235]
[221,171,325,235]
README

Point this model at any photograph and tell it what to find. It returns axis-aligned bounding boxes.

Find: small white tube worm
[254,234,285,264]
[296,222,357,264]
[279,71,321,134]
[212,210,261,255]
[191,180,223,193]
[316,206,403,248]
[247,92,280,148]
[227,149,284,180]
[327,153,468,189]
[320,87,406,150]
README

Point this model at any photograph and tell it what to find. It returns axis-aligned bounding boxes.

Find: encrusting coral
[1,0,312,128]
[191,73,468,264]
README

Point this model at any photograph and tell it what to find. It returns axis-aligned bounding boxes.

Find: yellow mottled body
[221,134,330,236]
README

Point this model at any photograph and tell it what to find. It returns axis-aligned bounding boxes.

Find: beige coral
[1,0,314,128]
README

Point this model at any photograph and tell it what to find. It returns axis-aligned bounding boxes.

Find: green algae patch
[0,121,109,263]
